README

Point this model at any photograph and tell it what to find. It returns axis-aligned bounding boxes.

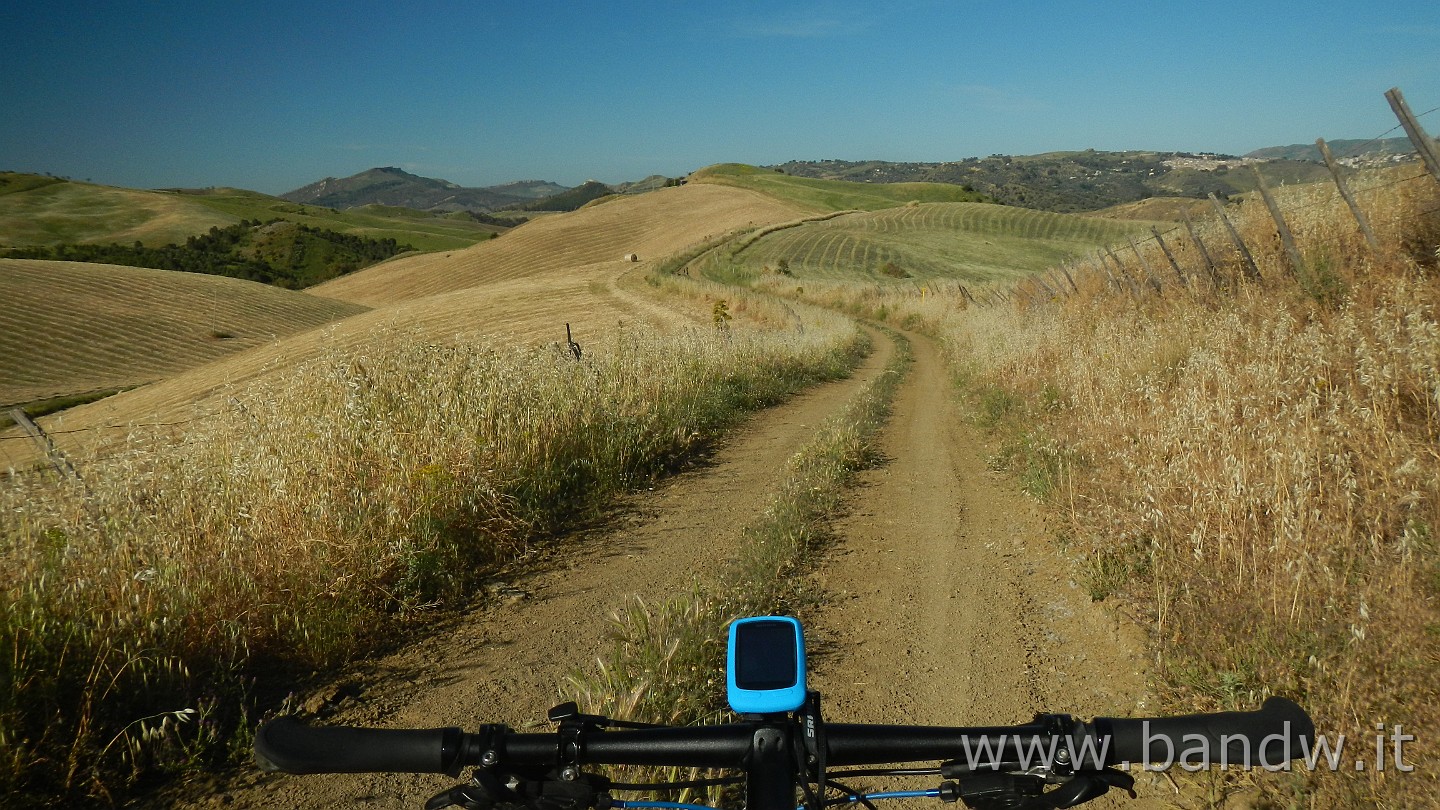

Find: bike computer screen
[726,616,806,715]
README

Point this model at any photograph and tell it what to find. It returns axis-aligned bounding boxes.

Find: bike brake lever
[426,784,494,810]
[1045,768,1137,808]
[426,770,516,810]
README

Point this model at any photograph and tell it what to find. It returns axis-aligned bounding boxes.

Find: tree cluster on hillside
[456,210,530,228]
[506,180,615,212]
[3,219,414,288]
[769,152,1332,213]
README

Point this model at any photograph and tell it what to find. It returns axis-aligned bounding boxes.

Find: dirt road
[807,330,1160,808]
[808,331,1148,726]
[178,335,897,808]
[173,328,1154,809]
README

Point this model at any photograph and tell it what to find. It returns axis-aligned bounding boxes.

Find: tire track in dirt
[808,329,1152,745]
[174,333,896,809]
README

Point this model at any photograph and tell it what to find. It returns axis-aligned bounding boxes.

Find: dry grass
[915,168,1440,806]
[0,287,864,802]
[0,259,368,407]
[0,258,711,471]
[0,184,811,470]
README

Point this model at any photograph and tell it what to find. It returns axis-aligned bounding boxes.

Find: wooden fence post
[1208,193,1262,282]
[1180,209,1221,287]
[8,408,85,488]
[1251,166,1305,279]
[1104,246,1143,297]
[1058,262,1080,294]
[1127,236,1163,292]
[1316,138,1382,251]
[1385,87,1440,185]
[565,323,582,360]
[1093,254,1120,293]
[1151,226,1187,287]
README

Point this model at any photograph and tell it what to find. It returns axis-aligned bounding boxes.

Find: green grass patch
[720,203,1152,286]
[2,388,130,423]
[690,163,991,212]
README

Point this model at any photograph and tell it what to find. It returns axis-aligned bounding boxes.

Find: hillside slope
[0,174,237,247]
[691,163,991,211]
[733,203,1151,284]
[2,183,797,463]
[0,173,500,252]
[768,151,1333,212]
[0,259,368,407]
[312,182,808,306]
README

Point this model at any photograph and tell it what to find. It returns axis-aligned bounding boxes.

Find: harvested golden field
[0,259,367,407]
[0,184,804,471]
[313,182,807,306]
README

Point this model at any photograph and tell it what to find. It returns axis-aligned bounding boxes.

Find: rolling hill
[2,161,1151,459]
[0,173,502,252]
[1245,136,1416,163]
[671,165,1150,286]
[0,172,237,247]
[0,179,808,466]
[311,179,808,306]
[0,259,368,408]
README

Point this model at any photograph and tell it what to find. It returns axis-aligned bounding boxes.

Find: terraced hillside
[312,182,808,306]
[704,202,1153,284]
[0,259,368,408]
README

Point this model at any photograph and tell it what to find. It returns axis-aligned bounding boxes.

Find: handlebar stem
[744,724,798,810]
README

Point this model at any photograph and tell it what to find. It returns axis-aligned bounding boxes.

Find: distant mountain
[1245,137,1418,165]
[281,167,569,212]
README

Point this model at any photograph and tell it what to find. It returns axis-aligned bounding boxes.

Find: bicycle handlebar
[1094,696,1314,768]
[254,696,1314,776]
[254,718,470,775]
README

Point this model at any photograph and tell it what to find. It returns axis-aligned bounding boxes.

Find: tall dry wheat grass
[940,170,1440,805]
[0,293,862,803]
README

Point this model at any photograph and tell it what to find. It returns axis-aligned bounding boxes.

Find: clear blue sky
[3,1,1437,195]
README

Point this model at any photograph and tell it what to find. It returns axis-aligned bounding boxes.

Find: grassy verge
[0,307,865,805]
[565,328,911,802]
[918,169,1439,806]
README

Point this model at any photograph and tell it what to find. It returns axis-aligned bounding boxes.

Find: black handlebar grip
[254,716,467,776]
[1091,696,1314,768]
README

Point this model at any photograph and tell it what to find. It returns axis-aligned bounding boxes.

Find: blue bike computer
[726,616,806,715]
